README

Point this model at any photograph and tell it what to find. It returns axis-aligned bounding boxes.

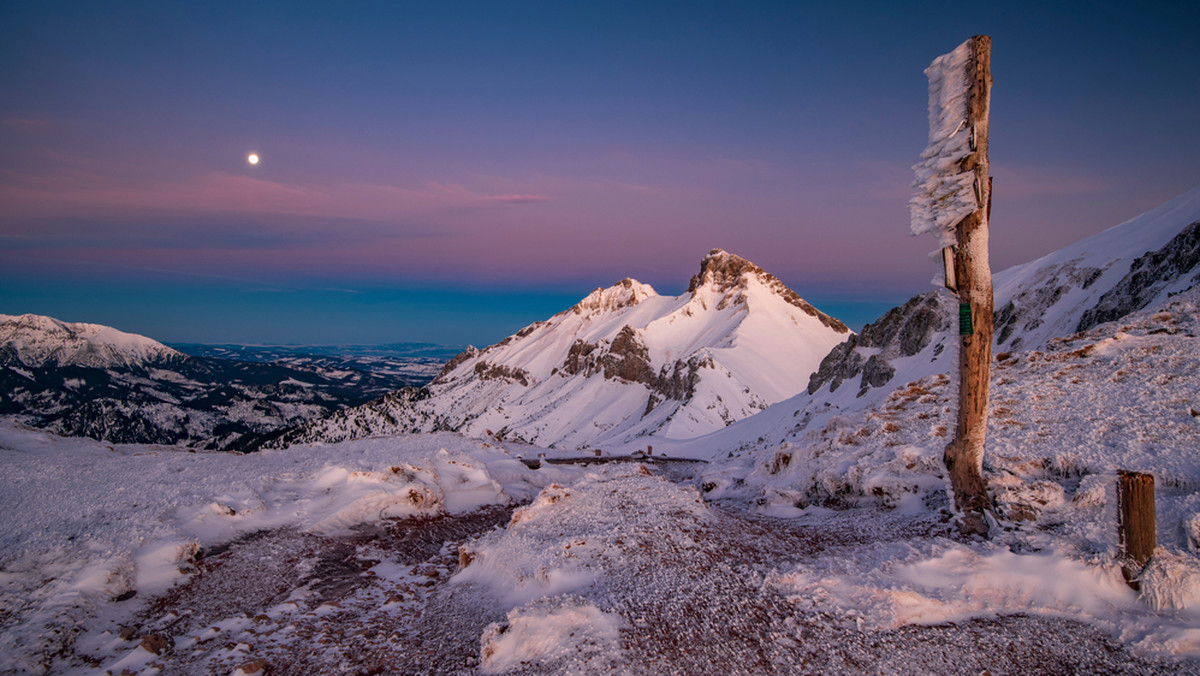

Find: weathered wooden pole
[1117,470,1156,588]
[911,36,995,535]
[947,35,994,534]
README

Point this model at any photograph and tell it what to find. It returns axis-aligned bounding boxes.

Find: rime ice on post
[910,36,995,535]
[910,41,977,249]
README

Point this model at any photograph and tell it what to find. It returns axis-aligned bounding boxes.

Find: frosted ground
[2,287,1200,673]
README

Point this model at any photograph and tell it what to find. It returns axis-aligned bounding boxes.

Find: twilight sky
[2,1,1198,346]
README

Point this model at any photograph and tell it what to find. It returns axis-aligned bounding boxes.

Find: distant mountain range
[269,249,852,450]
[0,315,449,451]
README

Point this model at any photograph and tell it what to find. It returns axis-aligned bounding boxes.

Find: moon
[247,153,260,165]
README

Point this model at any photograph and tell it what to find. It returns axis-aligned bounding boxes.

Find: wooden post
[942,35,995,535]
[1117,470,1156,588]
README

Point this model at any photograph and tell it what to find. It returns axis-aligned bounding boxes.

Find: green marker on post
[959,303,973,336]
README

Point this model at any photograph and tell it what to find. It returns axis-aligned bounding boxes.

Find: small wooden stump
[1117,470,1156,588]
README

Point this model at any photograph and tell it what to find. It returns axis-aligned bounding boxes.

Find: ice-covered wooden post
[910,35,995,535]
[1117,470,1156,588]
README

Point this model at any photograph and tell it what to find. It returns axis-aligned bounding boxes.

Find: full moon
[247,153,260,165]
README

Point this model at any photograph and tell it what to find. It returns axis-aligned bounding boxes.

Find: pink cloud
[0,170,551,223]
[0,117,50,129]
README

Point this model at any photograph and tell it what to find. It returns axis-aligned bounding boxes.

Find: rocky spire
[686,249,850,333]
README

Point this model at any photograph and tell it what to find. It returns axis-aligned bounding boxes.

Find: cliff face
[807,291,952,398]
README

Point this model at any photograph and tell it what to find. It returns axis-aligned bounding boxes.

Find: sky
[2,1,1198,347]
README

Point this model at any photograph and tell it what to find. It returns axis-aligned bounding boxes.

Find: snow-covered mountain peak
[686,249,850,334]
[568,278,658,317]
[0,313,184,369]
[274,250,853,450]
[687,249,758,292]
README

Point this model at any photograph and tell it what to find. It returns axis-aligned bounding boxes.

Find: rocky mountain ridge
[0,313,185,369]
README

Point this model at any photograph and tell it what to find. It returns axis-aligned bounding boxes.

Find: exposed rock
[433,345,479,383]
[561,339,599,377]
[808,291,951,397]
[559,327,711,402]
[473,361,532,387]
[655,354,713,401]
[861,354,896,390]
[570,278,655,315]
[140,632,174,655]
[236,658,269,675]
[1077,220,1200,333]
[560,328,652,384]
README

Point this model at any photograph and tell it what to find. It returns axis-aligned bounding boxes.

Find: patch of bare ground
[119,506,515,675]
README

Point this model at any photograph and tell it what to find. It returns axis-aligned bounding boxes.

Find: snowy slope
[274,250,851,450]
[5,197,1200,671]
[993,185,1200,351]
[0,313,184,368]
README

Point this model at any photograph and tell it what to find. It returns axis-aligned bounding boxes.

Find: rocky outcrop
[1077,220,1200,333]
[561,327,654,383]
[433,346,480,384]
[994,262,1103,350]
[569,278,655,316]
[560,326,711,402]
[473,361,532,386]
[807,291,951,397]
